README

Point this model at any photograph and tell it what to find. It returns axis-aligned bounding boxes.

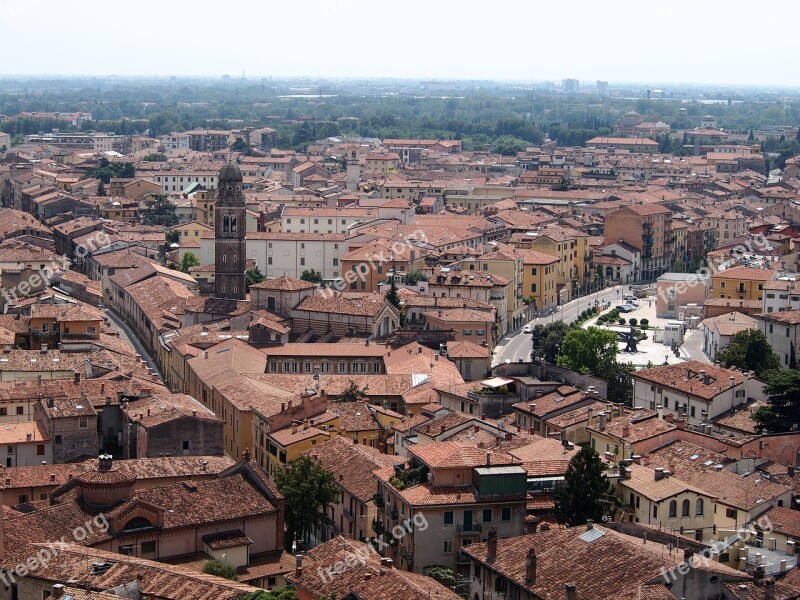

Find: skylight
[689,454,700,460]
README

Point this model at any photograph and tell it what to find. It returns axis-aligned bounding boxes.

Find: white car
[523,325,533,334]
[616,304,636,313]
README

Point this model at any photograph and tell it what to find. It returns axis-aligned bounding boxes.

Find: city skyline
[4,0,799,86]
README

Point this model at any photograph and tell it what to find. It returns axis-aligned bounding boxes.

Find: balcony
[343,508,354,521]
[32,329,58,338]
[373,493,385,508]
[456,522,483,534]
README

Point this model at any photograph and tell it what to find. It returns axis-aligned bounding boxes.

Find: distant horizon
[0,73,796,92]
[4,0,799,88]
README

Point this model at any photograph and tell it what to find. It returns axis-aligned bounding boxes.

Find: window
[182,440,189,451]
[79,417,88,428]
[531,267,537,276]
[682,499,690,517]
[0,408,5,416]
[726,508,737,520]
[443,540,453,553]
[482,508,492,523]
[141,541,156,554]
[501,507,511,522]
[16,406,23,416]
[669,500,677,518]
[18,494,27,504]
[696,498,704,515]
[463,329,472,336]
[6,446,12,455]
[653,505,658,518]
[443,511,454,525]
[531,283,537,293]
[55,435,62,444]
[37,445,45,456]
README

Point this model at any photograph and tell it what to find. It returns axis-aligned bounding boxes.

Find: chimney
[586,519,594,531]
[486,452,492,466]
[587,407,593,425]
[243,448,251,462]
[525,548,537,583]
[74,371,80,384]
[474,425,480,433]
[699,369,708,384]
[622,425,630,437]
[487,527,497,562]
[380,557,393,569]
[654,467,665,481]
[440,425,446,435]
[632,455,642,465]
[51,584,65,599]
[663,412,674,423]
[295,554,304,577]
[565,583,577,600]
[524,516,540,534]
[676,418,686,430]
[598,412,606,431]
[364,571,372,581]
[789,466,796,477]
[765,577,776,600]
[481,414,486,421]
[738,584,748,600]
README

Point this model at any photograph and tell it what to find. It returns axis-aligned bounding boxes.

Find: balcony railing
[343,508,354,520]
[456,522,483,534]
[373,493,385,508]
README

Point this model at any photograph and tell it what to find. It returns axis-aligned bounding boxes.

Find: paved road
[104,307,165,380]
[493,284,627,366]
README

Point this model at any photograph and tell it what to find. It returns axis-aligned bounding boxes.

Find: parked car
[623,294,639,305]
[616,304,636,313]
[523,325,533,334]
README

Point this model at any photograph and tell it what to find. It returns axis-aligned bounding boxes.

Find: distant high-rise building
[562,78,579,93]
[597,80,609,94]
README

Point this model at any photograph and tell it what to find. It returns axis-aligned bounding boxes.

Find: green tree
[336,379,368,402]
[300,269,323,284]
[554,446,614,526]
[274,456,340,550]
[754,370,800,433]
[181,251,200,273]
[97,181,106,197]
[673,257,685,273]
[531,321,570,363]
[405,269,428,285]
[715,329,780,378]
[202,559,238,581]
[791,342,797,370]
[142,152,167,162]
[141,194,178,226]
[748,129,755,141]
[556,327,619,375]
[605,361,635,405]
[385,280,401,311]
[231,137,254,155]
[165,229,180,246]
[246,266,265,291]
[492,135,527,156]
[237,587,297,600]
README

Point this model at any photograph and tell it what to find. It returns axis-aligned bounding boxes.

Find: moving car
[523,325,533,334]
[616,304,636,313]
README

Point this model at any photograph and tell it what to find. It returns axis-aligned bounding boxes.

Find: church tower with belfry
[214,161,246,300]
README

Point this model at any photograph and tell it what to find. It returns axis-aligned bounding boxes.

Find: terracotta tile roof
[294,293,391,317]
[631,360,750,401]
[446,340,490,358]
[250,275,318,291]
[0,420,49,444]
[287,536,461,600]
[409,441,517,469]
[621,462,715,502]
[713,265,778,281]
[1,542,260,599]
[755,506,800,540]
[586,410,676,443]
[303,436,405,502]
[122,393,220,427]
[512,386,588,418]
[712,401,762,434]
[202,529,253,550]
[463,525,743,600]
[647,441,790,511]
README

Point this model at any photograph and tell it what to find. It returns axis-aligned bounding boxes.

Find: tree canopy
[556,327,619,376]
[336,379,369,403]
[237,587,296,600]
[274,456,341,550]
[754,370,800,433]
[202,559,238,581]
[141,194,178,226]
[181,251,200,273]
[554,446,614,526]
[85,157,135,183]
[385,280,401,311]
[300,269,323,284]
[715,329,780,378]
[142,152,167,162]
[531,321,571,363]
[246,266,265,291]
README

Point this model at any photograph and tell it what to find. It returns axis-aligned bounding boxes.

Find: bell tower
[214,161,246,300]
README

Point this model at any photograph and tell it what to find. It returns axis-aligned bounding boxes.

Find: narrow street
[104,307,165,381]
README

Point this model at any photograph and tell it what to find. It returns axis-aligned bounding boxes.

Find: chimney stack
[622,425,630,437]
[565,583,577,600]
[74,371,80,384]
[663,412,674,423]
[598,412,606,431]
[243,448,251,463]
[765,577,776,600]
[51,584,65,599]
[487,527,497,562]
[525,548,537,583]
[586,519,594,531]
[654,467,665,481]
[295,554,303,577]
[676,418,686,430]
[738,584,748,600]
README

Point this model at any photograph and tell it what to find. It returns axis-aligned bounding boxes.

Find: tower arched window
[681,499,690,517]
[668,500,677,518]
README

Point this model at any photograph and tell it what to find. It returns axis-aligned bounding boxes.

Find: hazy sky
[4,0,799,85]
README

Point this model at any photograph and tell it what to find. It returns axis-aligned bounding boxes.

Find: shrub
[618,318,626,325]
[202,560,238,581]
[640,323,649,330]
[629,318,637,327]
[640,318,649,327]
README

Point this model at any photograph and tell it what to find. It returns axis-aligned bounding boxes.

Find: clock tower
[214,161,246,300]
